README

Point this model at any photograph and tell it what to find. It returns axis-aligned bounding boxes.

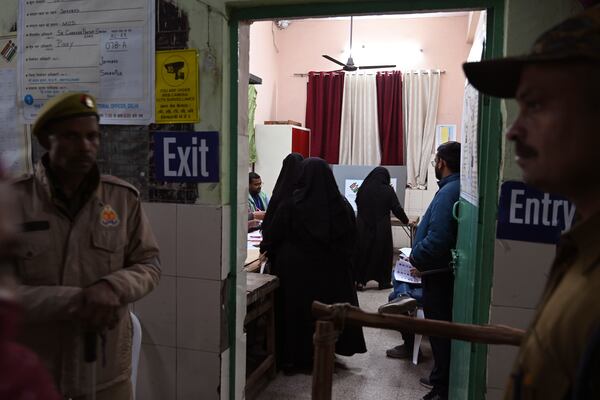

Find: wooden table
[245,272,280,398]
[391,216,417,247]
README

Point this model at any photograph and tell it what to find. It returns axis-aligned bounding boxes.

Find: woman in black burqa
[261,157,367,372]
[354,167,409,290]
[260,152,304,270]
[259,153,303,368]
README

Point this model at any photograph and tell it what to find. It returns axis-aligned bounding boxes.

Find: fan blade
[358,64,397,70]
[322,55,348,68]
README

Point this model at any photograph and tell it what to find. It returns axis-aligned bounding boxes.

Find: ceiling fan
[322,16,396,72]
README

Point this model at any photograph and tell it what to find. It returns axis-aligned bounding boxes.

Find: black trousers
[422,273,454,395]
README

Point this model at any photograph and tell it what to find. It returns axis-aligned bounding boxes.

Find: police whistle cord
[312,301,525,346]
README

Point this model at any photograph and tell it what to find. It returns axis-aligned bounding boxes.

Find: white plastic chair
[130,312,142,399]
[412,308,425,365]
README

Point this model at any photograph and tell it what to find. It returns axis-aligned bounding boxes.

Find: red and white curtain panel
[306,71,439,168]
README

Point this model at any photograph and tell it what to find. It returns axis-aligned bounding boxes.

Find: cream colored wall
[249,21,279,124]
[249,15,471,140]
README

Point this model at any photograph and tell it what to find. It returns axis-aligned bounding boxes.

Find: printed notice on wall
[459,84,479,206]
[0,35,30,177]
[155,50,199,124]
[18,0,155,124]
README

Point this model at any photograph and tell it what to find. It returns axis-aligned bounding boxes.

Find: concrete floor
[256,283,433,400]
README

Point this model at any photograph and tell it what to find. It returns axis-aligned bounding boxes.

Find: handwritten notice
[18,0,155,124]
[155,50,199,124]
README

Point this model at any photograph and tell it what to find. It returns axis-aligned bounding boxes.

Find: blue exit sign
[154,131,219,182]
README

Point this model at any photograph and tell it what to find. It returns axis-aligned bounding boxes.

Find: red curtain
[376,71,404,165]
[305,71,344,164]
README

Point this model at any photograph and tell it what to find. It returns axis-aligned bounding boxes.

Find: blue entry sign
[154,131,219,182]
[496,181,576,244]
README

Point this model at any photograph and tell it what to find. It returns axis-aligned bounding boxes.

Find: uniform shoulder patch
[100,175,140,197]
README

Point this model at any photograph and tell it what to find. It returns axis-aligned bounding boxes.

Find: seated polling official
[12,93,161,400]
[248,172,269,213]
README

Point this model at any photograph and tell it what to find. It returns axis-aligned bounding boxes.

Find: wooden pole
[312,302,525,346]
[312,320,337,400]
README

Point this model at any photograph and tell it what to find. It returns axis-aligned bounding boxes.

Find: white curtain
[404,70,440,189]
[339,73,381,165]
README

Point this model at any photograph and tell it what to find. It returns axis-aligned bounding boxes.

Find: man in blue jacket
[410,141,461,400]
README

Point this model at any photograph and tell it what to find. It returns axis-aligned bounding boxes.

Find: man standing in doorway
[12,92,161,399]
[463,6,600,399]
[248,171,269,214]
[409,141,461,400]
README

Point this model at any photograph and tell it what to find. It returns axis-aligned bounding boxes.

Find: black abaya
[261,158,367,369]
[354,167,409,287]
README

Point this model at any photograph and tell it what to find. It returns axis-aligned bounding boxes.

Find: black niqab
[261,153,303,234]
[293,158,352,244]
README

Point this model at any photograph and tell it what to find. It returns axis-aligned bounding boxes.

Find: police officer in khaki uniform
[12,92,161,399]
[464,6,600,400]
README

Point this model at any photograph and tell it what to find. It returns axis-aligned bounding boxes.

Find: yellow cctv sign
[156,49,199,123]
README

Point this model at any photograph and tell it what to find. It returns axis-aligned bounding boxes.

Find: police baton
[84,331,97,400]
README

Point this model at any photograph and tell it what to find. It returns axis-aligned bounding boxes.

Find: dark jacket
[411,173,459,273]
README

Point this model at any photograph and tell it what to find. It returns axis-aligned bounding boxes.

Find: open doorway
[229,2,503,400]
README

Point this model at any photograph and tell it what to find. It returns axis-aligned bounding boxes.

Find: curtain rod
[293,70,446,77]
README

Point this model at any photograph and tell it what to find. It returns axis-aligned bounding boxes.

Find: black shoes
[385,344,411,359]
[422,391,447,400]
[378,294,418,315]
[419,377,433,389]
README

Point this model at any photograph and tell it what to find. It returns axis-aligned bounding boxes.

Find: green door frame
[227,2,504,399]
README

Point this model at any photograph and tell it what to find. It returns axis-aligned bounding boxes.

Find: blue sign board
[154,131,219,183]
[496,181,576,244]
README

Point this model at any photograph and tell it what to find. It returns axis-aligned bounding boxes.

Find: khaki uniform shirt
[13,160,161,397]
[505,211,600,399]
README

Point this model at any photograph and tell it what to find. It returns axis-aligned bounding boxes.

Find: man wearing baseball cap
[12,92,161,399]
[464,6,600,400]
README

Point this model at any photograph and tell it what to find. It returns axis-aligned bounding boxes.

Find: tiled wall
[134,203,226,400]
[486,239,555,393]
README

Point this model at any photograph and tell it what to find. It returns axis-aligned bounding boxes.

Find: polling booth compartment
[331,165,408,213]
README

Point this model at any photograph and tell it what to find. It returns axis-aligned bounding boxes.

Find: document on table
[247,232,262,249]
[394,248,421,284]
[18,0,155,124]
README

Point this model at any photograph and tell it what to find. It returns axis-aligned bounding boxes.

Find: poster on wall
[0,35,30,177]
[459,84,479,206]
[435,124,456,150]
[344,178,397,212]
[18,0,155,124]
[155,49,199,124]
